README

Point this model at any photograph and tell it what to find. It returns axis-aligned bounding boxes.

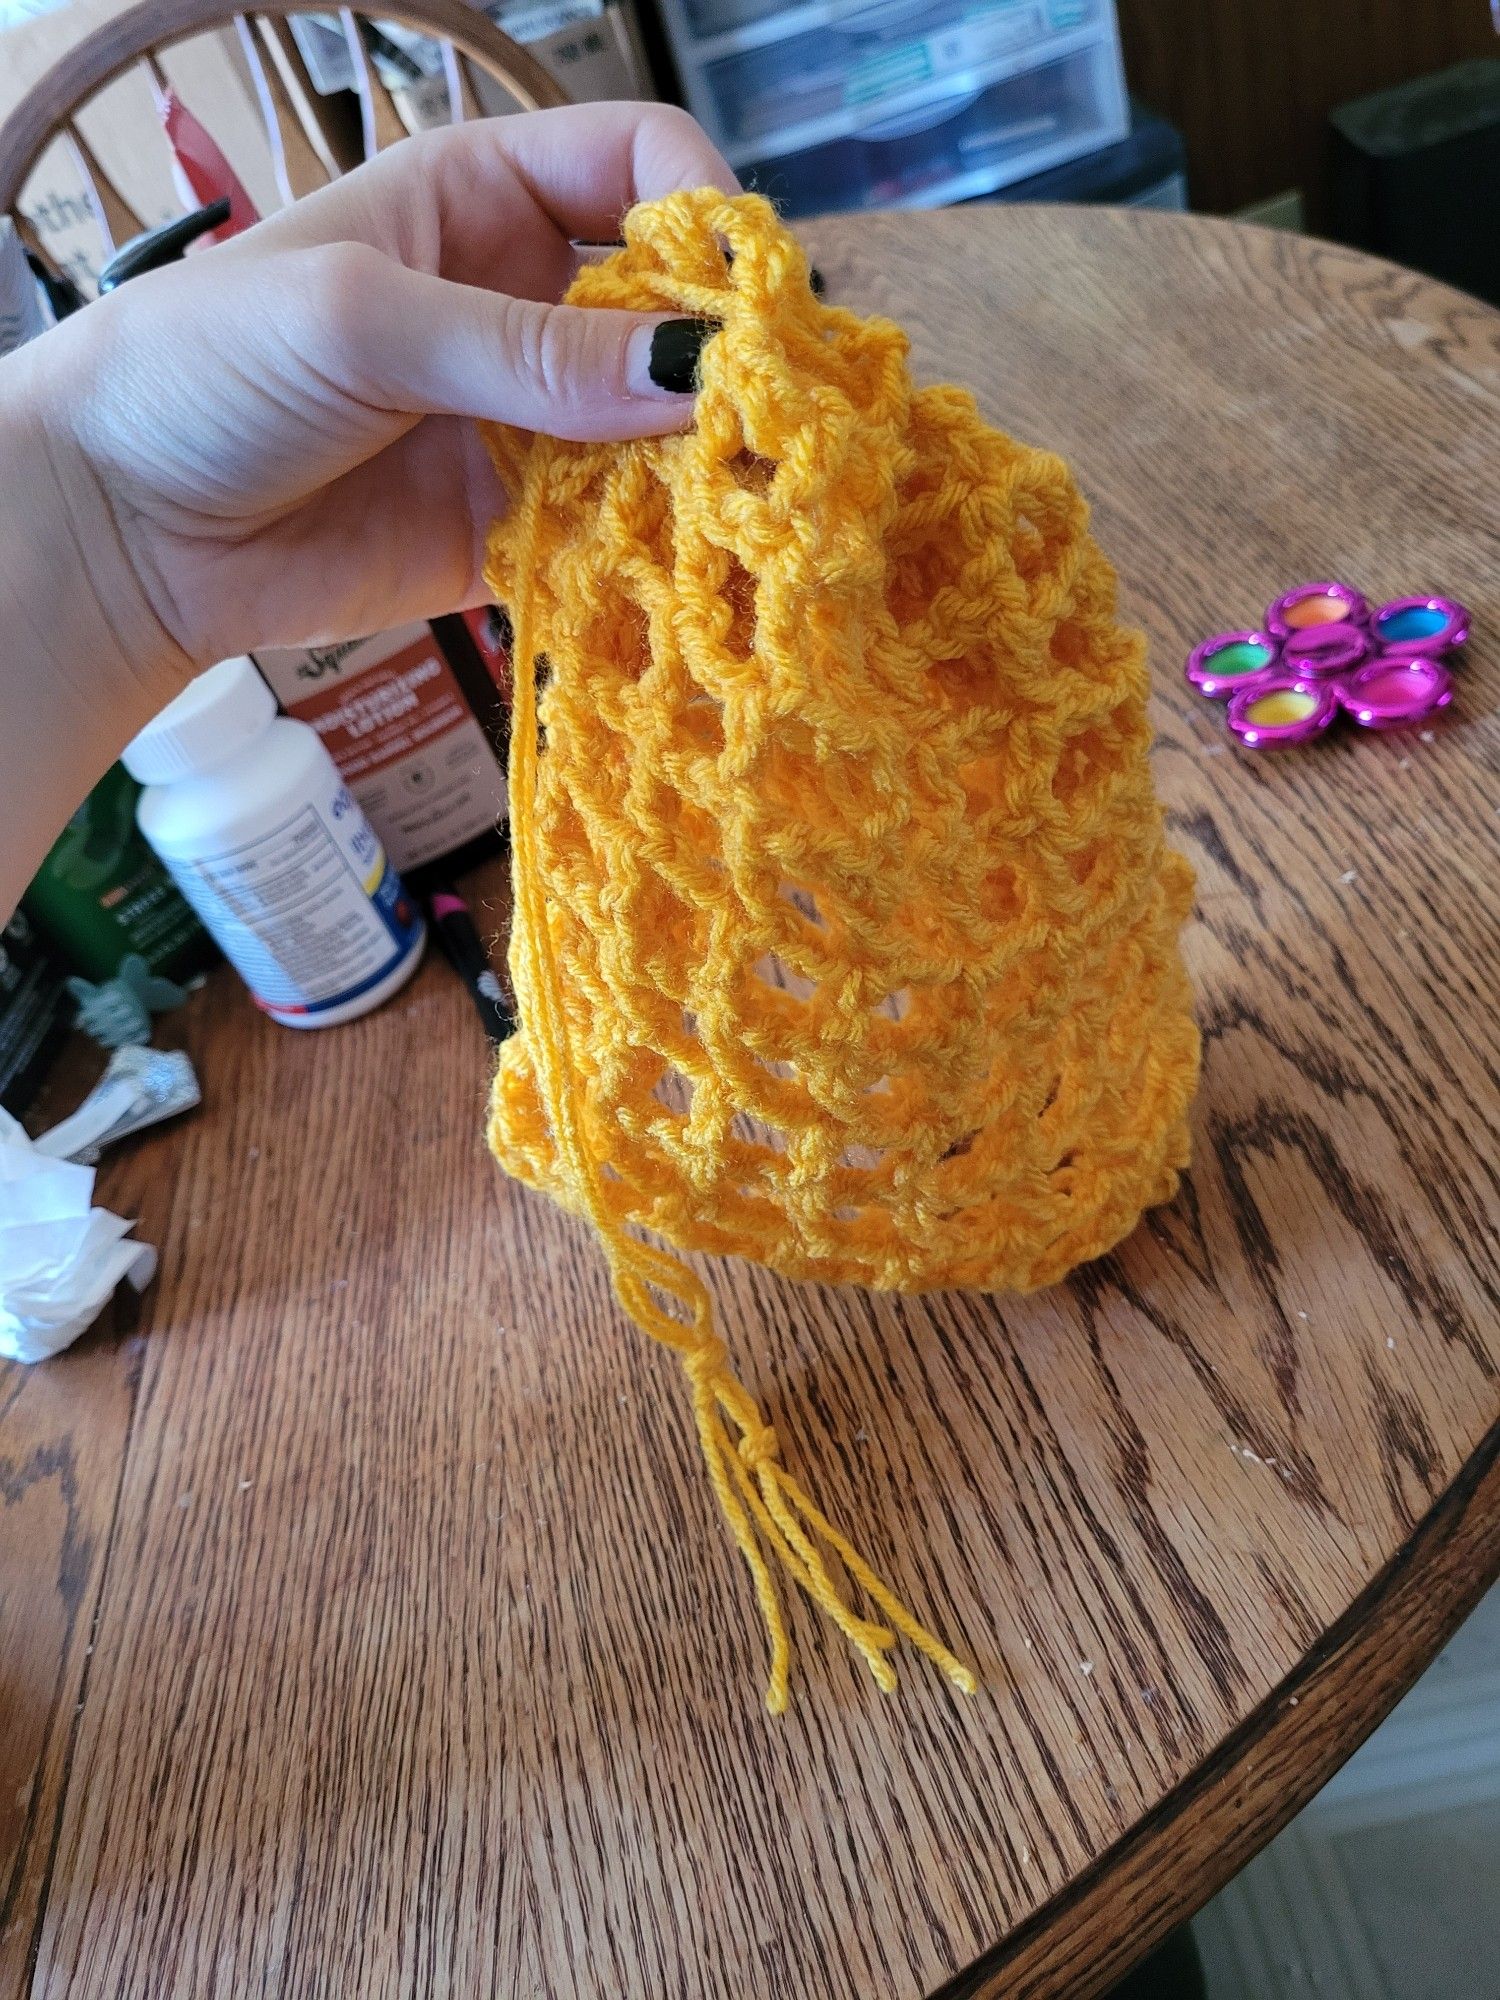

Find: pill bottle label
[160,786,422,1018]
[254,624,507,873]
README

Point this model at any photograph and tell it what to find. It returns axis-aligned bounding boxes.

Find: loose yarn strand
[503,478,973,1714]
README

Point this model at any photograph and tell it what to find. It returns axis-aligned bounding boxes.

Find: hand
[17,102,738,686]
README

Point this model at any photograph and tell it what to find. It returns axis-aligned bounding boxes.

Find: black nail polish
[648,318,716,394]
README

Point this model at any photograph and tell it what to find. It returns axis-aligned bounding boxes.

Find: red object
[159,91,259,241]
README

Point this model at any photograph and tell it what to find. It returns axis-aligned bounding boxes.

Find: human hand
[10,102,737,695]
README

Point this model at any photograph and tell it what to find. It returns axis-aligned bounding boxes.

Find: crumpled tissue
[0,1105,157,1363]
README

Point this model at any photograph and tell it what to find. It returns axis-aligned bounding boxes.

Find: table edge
[935,1414,1500,2000]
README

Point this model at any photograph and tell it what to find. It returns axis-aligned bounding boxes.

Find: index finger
[246,103,740,297]
[477,99,741,233]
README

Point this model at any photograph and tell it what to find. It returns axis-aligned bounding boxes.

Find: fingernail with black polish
[648,317,716,394]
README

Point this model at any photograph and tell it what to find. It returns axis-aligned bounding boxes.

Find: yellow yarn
[482,189,1199,1712]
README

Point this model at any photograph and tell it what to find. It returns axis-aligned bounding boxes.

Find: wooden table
[4,207,1498,2000]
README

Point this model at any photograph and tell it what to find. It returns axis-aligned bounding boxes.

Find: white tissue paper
[0,1106,157,1363]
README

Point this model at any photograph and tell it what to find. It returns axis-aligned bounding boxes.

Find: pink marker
[424,882,513,1043]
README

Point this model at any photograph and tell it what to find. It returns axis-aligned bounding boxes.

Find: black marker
[98,199,230,291]
[426,883,514,1044]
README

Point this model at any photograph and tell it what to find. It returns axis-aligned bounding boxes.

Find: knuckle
[497,294,548,392]
[639,101,704,145]
[536,309,594,411]
[503,297,588,412]
[301,240,387,331]
[496,294,636,434]
[629,101,733,188]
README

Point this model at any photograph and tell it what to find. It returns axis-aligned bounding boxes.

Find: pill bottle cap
[122,655,277,785]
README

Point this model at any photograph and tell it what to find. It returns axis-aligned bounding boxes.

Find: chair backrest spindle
[1,0,570,288]
[340,7,408,158]
[234,14,296,204]
[64,121,145,251]
[440,40,479,125]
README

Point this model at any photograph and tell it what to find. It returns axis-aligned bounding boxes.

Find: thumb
[324,245,716,442]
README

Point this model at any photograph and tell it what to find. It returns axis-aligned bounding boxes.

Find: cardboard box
[252,625,509,874]
[396,5,654,129]
[499,6,652,107]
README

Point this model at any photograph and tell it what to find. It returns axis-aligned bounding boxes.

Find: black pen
[425,883,514,1044]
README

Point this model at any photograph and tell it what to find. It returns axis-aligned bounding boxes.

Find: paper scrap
[1,1107,156,1362]
[32,1044,199,1165]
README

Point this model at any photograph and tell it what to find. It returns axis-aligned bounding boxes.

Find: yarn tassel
[501,482,976,1713]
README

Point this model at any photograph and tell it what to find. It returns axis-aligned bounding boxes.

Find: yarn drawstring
[501,478,975,1714]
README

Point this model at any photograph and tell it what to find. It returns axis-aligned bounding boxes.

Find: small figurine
[67,953,193,1049]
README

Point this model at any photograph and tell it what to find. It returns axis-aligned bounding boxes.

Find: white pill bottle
[123,656,425,1028]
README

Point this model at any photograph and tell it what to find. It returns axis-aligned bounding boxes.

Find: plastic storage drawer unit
[743,40,1127,214]
[699,0,1109,160]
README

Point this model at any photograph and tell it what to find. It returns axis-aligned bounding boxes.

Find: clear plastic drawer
[741,40,1127,215]
[698,0,1107,159]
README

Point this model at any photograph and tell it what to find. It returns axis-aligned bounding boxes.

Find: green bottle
[24,763,215,984]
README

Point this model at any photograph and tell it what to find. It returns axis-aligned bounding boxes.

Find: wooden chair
[0,0,569,286]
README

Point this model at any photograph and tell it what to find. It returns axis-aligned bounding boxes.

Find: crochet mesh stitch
[482,190,1200,1709]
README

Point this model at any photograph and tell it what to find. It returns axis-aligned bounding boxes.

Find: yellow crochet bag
[483,189,1199,1711]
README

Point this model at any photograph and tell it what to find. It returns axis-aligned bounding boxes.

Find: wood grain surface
[3,207,1498,2000]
